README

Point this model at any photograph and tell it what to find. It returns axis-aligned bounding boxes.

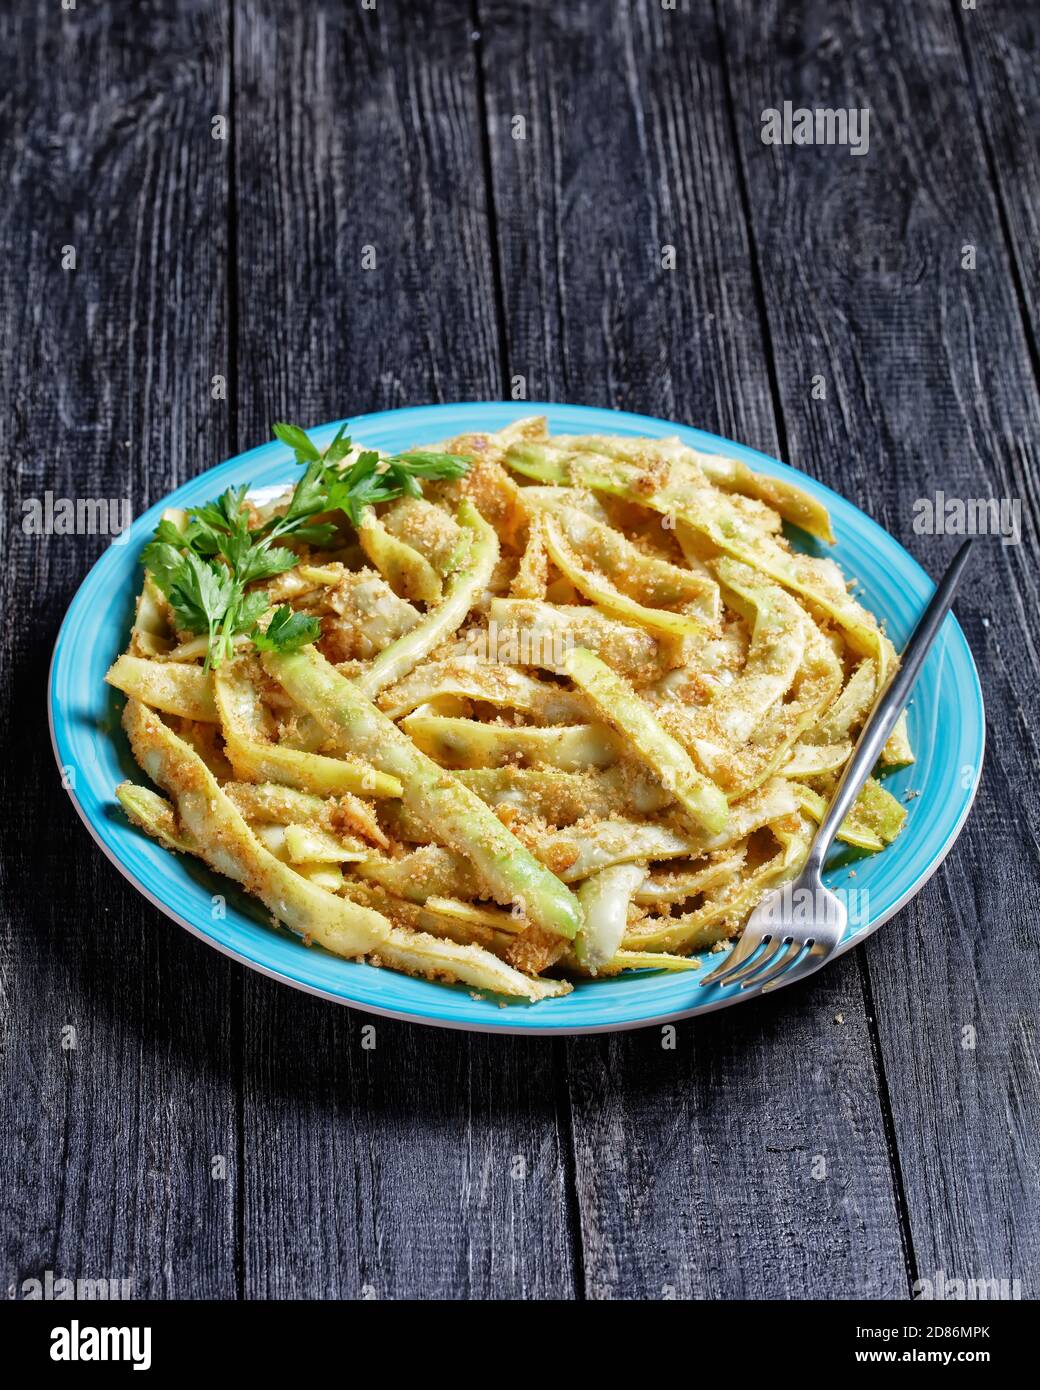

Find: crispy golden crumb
[109,422,908,1001]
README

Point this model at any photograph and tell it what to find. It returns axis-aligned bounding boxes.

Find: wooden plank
[232,0,576,1299]
[472,0,780,455]
[954,0,1040,359]
[476,0,909,1298]
[0,0,238,1297]
[568,974,909,1300]
[241,990,577,1299]
[718,0,1040,1295]
[232,0,501,425]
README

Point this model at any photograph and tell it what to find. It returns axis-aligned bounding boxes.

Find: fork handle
[805,537,974,877]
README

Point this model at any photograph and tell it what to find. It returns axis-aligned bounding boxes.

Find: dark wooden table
[3,0,1037,1301]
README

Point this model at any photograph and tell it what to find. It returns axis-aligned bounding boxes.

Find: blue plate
[49,403,985,1033]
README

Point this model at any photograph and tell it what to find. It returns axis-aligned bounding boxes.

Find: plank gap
[469,0,512,399]
[228,0,242,455]
[856,948,920,1296]
[949,0,1040,396]
[553,1039,588,1300]
[710,0,792,468]
[228,0,246,1303]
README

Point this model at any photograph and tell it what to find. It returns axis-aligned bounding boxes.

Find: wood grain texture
[473,0,782,455]
[567,979,908,1300]
[475,0,909,1298]
[3,0,1036,1304]
[717,0,1040,1295]
[232,0,502,425]
[0,0,238,1298]
[953,0,1040,361]
[231,0,576,1298]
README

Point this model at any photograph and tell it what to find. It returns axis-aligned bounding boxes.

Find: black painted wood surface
[1,0,1036,1301]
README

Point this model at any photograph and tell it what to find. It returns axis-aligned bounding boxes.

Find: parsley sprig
[143,421,470,669]
[271,421,470,526]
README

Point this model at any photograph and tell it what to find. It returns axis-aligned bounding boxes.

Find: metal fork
[699,537,974,995]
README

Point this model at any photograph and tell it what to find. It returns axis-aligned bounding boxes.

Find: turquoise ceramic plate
[49,403,984,1033]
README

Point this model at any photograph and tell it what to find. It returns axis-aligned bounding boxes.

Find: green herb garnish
[272,421,470,526]
[250,605,322,654]
[144,421,470,669]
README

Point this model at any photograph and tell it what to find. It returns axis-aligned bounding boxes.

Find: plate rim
[48,400,986,1035]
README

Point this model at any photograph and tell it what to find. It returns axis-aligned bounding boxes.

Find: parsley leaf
[166,551,235,639]
[238,544,297,586]
[391,450,471,478]
[141,537,188,593]
[272,422,322,463]
[234,589,273,634]
[250,605,321,653]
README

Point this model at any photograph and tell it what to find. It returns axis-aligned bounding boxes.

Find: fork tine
[723,935,790,988]
[698,930,770,988]
[738,937,807,990]
[760,946,825,993]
